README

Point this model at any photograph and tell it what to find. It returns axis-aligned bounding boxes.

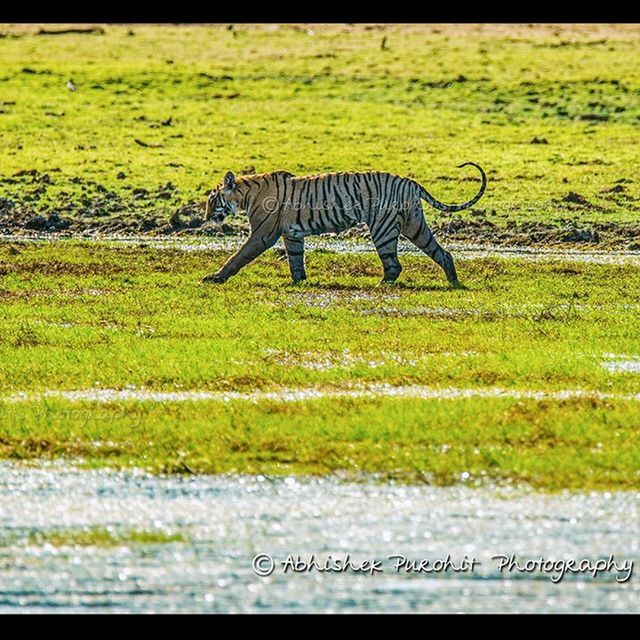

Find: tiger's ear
[224,171,236,191]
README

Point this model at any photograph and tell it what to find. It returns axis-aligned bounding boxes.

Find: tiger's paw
[442,252,460,288]
[202,272,228,284]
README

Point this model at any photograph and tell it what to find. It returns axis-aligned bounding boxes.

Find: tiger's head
[205,171,239,223]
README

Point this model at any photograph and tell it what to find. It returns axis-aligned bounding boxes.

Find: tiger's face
[205,171,238,223]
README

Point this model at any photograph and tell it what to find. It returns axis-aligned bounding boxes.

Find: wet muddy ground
[2,233,640,266]
[1,169,639,249]
[0,463,638,613]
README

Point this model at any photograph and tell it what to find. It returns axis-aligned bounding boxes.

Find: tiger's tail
[418,161,487,212]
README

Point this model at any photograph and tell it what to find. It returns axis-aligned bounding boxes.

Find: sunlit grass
[0,241,638,490]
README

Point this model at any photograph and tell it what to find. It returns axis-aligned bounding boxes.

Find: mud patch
[0,169,224,238]
[1,169,639,247]
[414,217,637,248]
[559,191,601,209]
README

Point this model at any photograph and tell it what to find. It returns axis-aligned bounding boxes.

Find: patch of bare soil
[1,170,639,248]
[429,217,639,249]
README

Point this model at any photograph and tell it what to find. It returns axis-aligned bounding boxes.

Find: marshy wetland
[0,23,639,613]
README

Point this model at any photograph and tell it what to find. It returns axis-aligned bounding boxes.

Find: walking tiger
[203,163,486,286]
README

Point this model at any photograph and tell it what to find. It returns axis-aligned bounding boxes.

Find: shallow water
[0,463,638,613]
[2,234,640,265]
[5,384,640,404]
[602,356,640,374]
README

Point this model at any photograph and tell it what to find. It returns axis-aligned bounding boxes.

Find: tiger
[202,162,486,287]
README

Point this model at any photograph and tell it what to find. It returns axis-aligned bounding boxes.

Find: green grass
[1,24,639,491]
[1,526,187,547]
[0,241,638,490]
[3,396,640,491]
[0,23,639,235]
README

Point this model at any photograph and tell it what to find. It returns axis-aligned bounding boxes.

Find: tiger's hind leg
[369,220,403,284]
[402,207,460,287]
[283,235,306,283]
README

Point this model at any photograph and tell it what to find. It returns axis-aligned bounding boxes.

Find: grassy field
[0,24,639,491]
[0,24,639,244]
[0,241,638,490]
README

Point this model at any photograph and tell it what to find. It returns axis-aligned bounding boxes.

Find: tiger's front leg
[283,235,306,283]
[202,231,281,283]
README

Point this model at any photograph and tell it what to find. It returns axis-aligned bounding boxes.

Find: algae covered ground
[0,240,638,490]
[0,23,639,245]
[0,525,186,548]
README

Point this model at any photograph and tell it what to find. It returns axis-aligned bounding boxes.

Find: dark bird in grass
[66,79,77,92]
[381,36,388,51]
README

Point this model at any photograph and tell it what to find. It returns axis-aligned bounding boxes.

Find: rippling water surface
[0,463,637,613]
